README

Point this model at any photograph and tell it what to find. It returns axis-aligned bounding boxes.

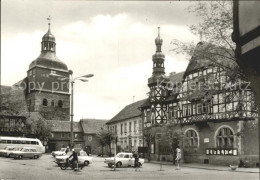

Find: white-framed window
[197,103,202,114]
[216,127,234,148]
[184,129,199,147]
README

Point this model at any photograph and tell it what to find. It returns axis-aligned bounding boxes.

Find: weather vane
[47,16,51,30]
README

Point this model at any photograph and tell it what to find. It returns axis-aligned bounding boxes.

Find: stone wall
[26,91,70,121]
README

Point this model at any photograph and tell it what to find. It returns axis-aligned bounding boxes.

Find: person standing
[65,146,70,154]
[175,146,181,170]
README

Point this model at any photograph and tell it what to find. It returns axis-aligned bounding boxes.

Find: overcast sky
[1,0,200,121]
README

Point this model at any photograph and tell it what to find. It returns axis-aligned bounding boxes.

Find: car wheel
[60,164,67,170]
[138,162,142,167]
[18,155,23,159]
[8,154,11,158]
[34,155,39,159]
[84,161,89,166]
[116,162,122,168]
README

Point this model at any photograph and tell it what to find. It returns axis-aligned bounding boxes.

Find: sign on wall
[204,138,209,143]
[206,148,238,156]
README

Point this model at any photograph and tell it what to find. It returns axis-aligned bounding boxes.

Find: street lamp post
[51,70,94,148]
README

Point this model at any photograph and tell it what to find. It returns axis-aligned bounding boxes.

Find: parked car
[13,147,42,159]
[104,152,145,168]
[0,146,16,157]
[4,147,22,158]
[55,151,93,166]
[52,148,67,157]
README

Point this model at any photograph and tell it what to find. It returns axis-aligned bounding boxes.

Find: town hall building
[140,28,259,167]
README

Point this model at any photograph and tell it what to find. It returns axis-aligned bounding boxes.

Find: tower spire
[47,16,51,31]
[155,26,163,52]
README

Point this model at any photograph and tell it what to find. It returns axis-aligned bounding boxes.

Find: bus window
[7,140,11,144]
[21,141,26,144]
[26,141,31,144]
[31,141,37,145]
[1,140,7,144]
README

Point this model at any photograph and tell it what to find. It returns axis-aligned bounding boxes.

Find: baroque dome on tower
[29,21,68,71]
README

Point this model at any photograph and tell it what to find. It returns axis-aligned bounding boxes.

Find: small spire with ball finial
[47,16,51,31]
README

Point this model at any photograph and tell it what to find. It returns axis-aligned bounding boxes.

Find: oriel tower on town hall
[147,27,170,125]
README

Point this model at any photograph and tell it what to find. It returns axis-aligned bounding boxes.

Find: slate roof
[80,119,108,134]
[46,120,83,133]
[107,99,147,124]
[0,85,28,116]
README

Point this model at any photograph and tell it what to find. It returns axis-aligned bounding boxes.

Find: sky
[1,0,200,121]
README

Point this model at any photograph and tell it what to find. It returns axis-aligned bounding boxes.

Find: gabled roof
[184,42,237,78]
[107,99,147,124]
[0,85,28,116]
[168,72,185,84]
[80,119,108,134]
[46,120,83,133]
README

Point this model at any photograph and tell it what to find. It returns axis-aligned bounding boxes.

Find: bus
[0,136,45,153]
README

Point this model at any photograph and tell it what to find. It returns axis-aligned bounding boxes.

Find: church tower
[147,27,170,124]
[26,17,70,121]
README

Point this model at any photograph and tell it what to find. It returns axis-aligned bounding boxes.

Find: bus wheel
[34,155,39,159]
[18,155,23,159]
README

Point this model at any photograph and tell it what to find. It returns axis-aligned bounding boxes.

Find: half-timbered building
[141,29,259,167]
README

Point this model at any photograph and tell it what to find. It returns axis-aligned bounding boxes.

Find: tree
[171,1,234,62]
[161,122,183,164]
[96,129,107,157]
[171,0,258,126]
[96,128,115,157]
[171,1,245,81]
[28,117,52,146]
[143,124,162,162]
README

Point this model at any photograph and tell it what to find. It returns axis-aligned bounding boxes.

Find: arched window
[51,100,55,107]
[42,99,48,107]
[58,100,63,108]
[216,127,234,147]
[184,129,199,147]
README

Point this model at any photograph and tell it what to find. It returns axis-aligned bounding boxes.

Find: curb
[147,161,259,173]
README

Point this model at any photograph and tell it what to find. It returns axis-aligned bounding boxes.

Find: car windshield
[79,151,87,156]
[60,148,66,151]
[7,147,15,151]
[116,153,124,158]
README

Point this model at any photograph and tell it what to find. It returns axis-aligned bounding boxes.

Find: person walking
[133,151,139,169]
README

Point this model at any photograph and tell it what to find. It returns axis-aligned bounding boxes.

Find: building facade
[47,119,108,155]
[107,99,146,154]
[141,29,259,166]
